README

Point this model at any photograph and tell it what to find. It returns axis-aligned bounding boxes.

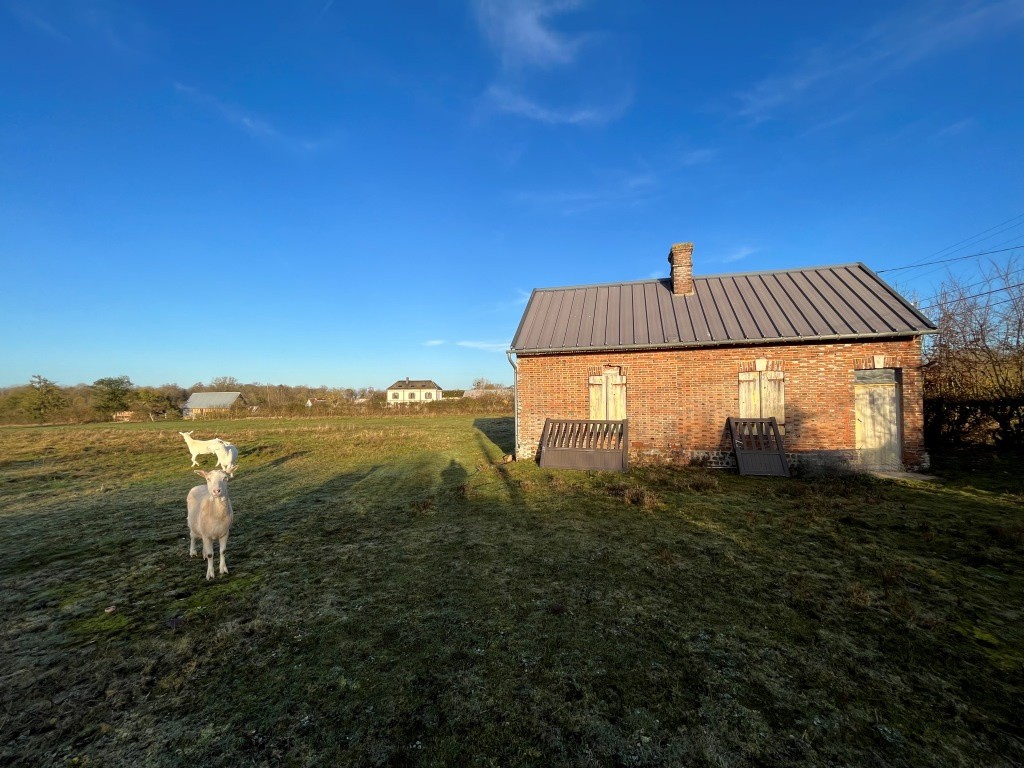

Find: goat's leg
[218,533,229,575]
[189,531,198,557]
[191,452,199,467]
[203,537,215,579]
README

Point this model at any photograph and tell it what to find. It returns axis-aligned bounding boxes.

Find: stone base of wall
[521,445,930,473]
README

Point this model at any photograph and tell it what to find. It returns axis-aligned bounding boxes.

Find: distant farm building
[111,411,136,422]
[386,378,443,406]
[181,392,245,419]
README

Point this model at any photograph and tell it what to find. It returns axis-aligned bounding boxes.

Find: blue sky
[1,1,1022,390]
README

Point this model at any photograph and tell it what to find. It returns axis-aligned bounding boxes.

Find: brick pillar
[668,242,695,295]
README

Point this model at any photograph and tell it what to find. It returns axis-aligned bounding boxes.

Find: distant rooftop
[182,392,242,409]
[387,378,442,391]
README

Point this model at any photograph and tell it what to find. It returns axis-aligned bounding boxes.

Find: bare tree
[925,257,1024,447]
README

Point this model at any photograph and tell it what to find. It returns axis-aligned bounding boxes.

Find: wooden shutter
[739,370,785,432]
[589,375,605,419]
[738,371,760,418]
[589,371,626,420]
[761,371,785,430]
[606,373,626,420]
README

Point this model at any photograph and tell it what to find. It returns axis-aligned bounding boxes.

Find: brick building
[509,243,936,470]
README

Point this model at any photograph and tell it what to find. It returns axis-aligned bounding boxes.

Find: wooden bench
[538,419,629,472]
[728,417,790,477]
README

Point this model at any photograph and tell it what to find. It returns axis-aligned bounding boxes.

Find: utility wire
[926,267,1024,297]
[877,244,1024,274]
[906,211,1024,263]
[917,281,1024,312]
[874,211,1024,275]
[925,212,1024,257]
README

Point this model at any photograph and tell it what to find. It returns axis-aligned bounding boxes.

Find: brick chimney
[668,242,695,296]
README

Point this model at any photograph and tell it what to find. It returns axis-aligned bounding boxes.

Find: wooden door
[854,370,902,470]
[589,369,626,420]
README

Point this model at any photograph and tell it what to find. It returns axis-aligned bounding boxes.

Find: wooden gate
[538,419,629,471]
[728,417,790,477]
[855,369,902,470]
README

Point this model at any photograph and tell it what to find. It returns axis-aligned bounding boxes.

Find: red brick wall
[514,338,926,468]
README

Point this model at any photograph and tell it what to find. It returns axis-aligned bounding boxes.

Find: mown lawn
[0,415,1021,767]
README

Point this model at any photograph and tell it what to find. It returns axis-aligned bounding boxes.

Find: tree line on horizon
[0,375,511,425]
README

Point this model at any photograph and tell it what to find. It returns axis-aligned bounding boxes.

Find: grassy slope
[0,417,1021,767]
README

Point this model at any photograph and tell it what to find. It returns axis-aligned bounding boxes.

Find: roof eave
[512,328,936,356]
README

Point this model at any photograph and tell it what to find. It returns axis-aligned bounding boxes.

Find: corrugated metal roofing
[387,379,442,390]
[183,392,242,409]
[511,263,935,354]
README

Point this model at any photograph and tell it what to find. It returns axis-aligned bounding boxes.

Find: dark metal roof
[511,263,935,354]
[387,379,443,390]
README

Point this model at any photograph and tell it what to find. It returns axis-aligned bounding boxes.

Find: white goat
[212,441,238,476]
[186,469,234,580]
[179,431,226,468]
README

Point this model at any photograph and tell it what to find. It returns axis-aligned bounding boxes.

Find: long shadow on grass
[473,417,514,455]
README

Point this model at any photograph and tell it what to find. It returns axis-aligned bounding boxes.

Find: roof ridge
[531,263,869,293]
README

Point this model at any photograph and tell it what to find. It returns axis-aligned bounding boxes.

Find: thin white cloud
[932,117,976,141]
[423,339,445,347]
[736,1,1024,123]
[317,0,335,20]
[457,341,509,352]
[679,148,718,166]
[173,81,329,152]
[473,0,585,70]
[472,0,630,127]
[485,85,628,125]
[720,246,758,264]
[7,1,149,53]
[517,171,658,215]
[8,3,69,41]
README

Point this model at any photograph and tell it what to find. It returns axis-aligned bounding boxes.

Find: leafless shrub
[925,257,1024,448]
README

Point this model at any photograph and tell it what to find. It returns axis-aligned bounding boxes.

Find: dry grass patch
[0,417,1021,766]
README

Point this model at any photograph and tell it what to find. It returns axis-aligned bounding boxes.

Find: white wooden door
[855,372,902,470]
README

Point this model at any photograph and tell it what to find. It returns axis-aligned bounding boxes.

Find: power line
[906,211,1024,264]
[919,267,1024,298]
[877,244,1024,274]
[917,280,1024,312]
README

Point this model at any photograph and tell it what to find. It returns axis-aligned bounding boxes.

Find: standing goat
[212,441,238,476]
[187,469,234,580]
[179,431,226,468]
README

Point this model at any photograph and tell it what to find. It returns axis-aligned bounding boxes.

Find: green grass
[1,415,1022,766]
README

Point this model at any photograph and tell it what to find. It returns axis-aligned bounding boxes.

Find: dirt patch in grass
[0,419,1021,766]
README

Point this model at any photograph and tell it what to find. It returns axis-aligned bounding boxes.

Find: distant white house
[181,391,244,419]
[386,378,443,406]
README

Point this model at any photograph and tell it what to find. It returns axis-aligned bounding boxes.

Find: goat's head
[179,430,193,438]
[194,469,230,497]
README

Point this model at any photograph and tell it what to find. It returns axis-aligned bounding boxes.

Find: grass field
[1,415,1022,767]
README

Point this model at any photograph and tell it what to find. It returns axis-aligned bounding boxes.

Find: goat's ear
[194,470,207,478]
